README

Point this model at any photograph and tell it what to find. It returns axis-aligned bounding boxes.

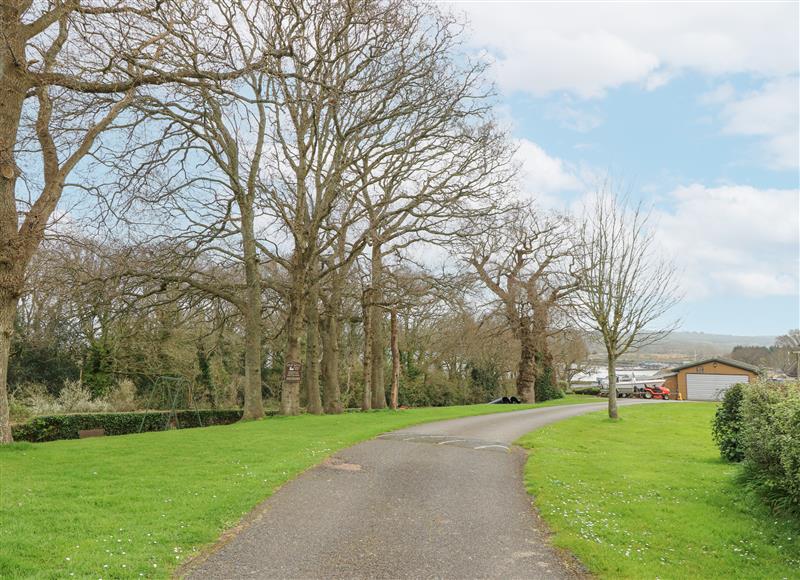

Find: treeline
[8,237,588,417]
[729,331,800,376]
[8,239,523,411]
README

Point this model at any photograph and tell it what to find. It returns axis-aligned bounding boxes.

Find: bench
[78,428,106,439]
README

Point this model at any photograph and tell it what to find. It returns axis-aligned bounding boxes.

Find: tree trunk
[607,353,619,420]
[0,37,29,445]
[390,307,400,410]
[0,295,16,443]
[361,288,372,411]
[240,206,265,420]
[516,320,536,403]
[304,279,322,415]
[320,311,342,414]
[344,321,355,406]
[280,262,305,416]
[531,304,555,395]
[370,244,386,409]
[320,260,344,414]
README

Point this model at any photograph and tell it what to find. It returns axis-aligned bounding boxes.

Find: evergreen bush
[711,382,746,462]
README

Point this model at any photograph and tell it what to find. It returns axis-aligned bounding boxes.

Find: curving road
[185,401,648,579]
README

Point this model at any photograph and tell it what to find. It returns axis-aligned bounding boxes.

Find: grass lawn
[518,403,800,579]
[0,395,592,579]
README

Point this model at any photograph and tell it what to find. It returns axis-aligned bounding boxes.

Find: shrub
[16,382,61,415]
[739,382,800,516]
[58,380,111,413]
[7,394,33,422]
[104,378,138,412]
[399,371,462,407]
[11,409,250,442]
[711,382,746,462]
[469,362,502,402]
[535,367,564,402]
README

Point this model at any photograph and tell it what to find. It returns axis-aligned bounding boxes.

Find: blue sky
[454,1,800,336]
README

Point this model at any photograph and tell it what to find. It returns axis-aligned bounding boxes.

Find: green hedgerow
[739,382,800,517]
[11,409,248,442]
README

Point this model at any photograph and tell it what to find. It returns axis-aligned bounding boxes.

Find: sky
[448,0,800,336]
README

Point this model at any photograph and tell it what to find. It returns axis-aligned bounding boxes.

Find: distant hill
[588,331,776,363]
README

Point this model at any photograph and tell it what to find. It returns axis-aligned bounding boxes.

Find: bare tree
[255,0,415,415]
[356,99,513,409]
[90,0,300,420]
[14,235,252,407]
[380,265,440,410]
[576,188,679,419]
[466,205,583,402]
[769,329,800,377]
[550,328,590,388]
[776,329,800,349]
[254,1,512,414]
[1,0,161,442]
[0,0,290,441]
[318,225,359,414]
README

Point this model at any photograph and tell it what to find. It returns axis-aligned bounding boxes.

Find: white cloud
[699,82,736,106]
[717,78,800,169]
[655,184,799,299]
[514,139,583,203]
[458,3,799,97]
[479,27,660,99]
[545,102,603,132]
[644,69,675,92]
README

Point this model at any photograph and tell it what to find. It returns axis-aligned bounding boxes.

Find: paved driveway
[185,401,648,579]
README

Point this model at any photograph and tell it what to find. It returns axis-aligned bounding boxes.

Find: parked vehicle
[599,381,670,400]
[597,374,633,386]
[634,384,671,400]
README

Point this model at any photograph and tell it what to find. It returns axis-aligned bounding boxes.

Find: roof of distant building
[668,356,760,374]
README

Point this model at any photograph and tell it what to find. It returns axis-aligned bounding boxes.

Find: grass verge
[1,395,592,578]
[518,403,800,579]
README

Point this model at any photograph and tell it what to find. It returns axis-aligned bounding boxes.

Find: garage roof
[669,357,760,374]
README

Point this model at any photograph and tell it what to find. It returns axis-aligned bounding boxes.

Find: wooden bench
[78,428,106,439]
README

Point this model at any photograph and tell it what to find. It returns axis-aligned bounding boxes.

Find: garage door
[686,374,749,401]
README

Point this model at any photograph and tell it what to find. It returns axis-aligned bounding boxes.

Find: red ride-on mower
[634,384,671,400]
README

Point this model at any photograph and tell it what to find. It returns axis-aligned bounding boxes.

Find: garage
[686,373,750,401]
[659,357,759,401]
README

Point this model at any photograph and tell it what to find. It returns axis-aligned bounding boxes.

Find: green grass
[0,395,592,579]
[518,403,800,579]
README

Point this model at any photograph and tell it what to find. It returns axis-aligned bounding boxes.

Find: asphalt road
[185,401,647,579]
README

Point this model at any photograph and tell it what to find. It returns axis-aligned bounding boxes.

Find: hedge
[11,409,252,442]
[739,382,800,517]
[712,381,800,517]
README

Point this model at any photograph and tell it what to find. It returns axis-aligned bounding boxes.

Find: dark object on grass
[489,396,521,404]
